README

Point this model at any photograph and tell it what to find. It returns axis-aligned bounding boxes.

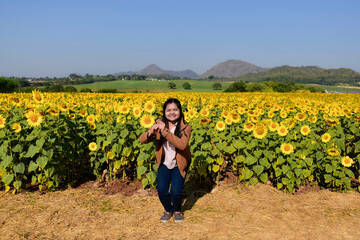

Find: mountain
[136,64,199,79]
[237,65,360,85]
[200,59,267,79]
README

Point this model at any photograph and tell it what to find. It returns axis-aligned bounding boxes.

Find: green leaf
[253,165,264,176]
[216,142,227,151]
[13,180,22,190]
[37,156,48,169]
[249,177,258,186]
[282,165,290,174]
[345,169,355,178]
[12,144,23,153]
[233,140,246,149]
[325,164,333,173]
[44,167,54,178]
[216,157,224,165]
[259,172,268,183]
[1,173,14,185]
[305,158,313,166]
[302,169,311,178]
[211,148,220,156]
[246,156,257,165]
[0,155,13,169]
[146,172,157,185]
[243,169,253,180]
[142,178,149,188]
[235,155,245,163]
[36,137,46,148]
[122,147,132,157]
[254,150,262,159]
[13,163,25,174]
[212,165,220,173]
[224,145,236,154]
[24,145,40,158]
[259,158,270,168]
[28,161,38,173]
[31,175,37,185]
[294,168,302,177]
[277,156,285,164]
[201,142,212,151]
[137,166,147,179]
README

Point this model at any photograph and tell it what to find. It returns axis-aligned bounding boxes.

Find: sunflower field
[0,91,360,194]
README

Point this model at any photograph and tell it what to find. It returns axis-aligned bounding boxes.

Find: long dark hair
[161,98,186,138]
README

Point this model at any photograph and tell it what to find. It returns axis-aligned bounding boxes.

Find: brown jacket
[139,119,192,178]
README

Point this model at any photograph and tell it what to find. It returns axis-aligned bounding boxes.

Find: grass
[1,183,360,239]
[73,80,231,92]
[303,84,360,93]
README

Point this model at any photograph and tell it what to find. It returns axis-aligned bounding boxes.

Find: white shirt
[163,124,177,169]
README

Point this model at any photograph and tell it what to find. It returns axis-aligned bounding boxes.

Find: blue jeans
[157,164,185,213]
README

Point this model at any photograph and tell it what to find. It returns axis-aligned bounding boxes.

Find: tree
[212,83,222,90]
[224,81,246,92]
[64,86,78,92]
[80,88,93,93]
[0,77,19,92]
[208,75,215,80]
[183,82,191,90]
[168,82,176,89]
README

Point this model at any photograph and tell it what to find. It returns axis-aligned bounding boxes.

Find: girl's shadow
[181,172,216,212]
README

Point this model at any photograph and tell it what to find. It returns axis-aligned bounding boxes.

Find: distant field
[73,80,231,92]
[303,84,360,93]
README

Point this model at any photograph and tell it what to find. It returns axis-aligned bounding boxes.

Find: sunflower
[294,112,307,122]
[26,111,43,127]
[280,143,294,155]
[32,90,44,104]
[187,109,197,119]
[200,108,210,117]
[253,123,268,139]
[216,121,226,131]
[327,148,340,156]
[89,123,96,130]
[9,97,21,107]
[268,111,275,118]
[341,156,354,167]
[280,110,288,118]
[277,125,288,137]
[47,108,59,117]
[321,133,331,143]
[325,118,339,127]
[300,125,311,136]
[308,116,318,123]
[225,117,232,125]
[78,109,88,117]
[0,114,5,129]
[58,102,69,112]
[243,122,254,132]
[132,106,142,118]
[353,115,360,122]
[12,123,21,133]
[86,114,96,124]
[119,105,130,114]
[140,115,155,128]
[144,101,156,114]
[221,110,230,118]
[116,115,125,124]
[269,121,279,132]
[89,142,98,151]
[231,113,241,123]
[68,113,76,119]
[237,107,246,115]
[199,117,211,125]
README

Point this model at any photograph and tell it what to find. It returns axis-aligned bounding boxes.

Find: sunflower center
[29,114,38,123]
[284,145,291,151]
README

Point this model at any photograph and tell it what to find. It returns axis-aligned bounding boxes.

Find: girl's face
[165,103,180,123]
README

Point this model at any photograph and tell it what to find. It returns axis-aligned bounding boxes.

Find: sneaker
[160,212,173,222]
[174,212,184,222]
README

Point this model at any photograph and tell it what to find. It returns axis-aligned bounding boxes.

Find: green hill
[237,65,360,86]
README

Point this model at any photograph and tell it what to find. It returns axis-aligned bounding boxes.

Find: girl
[139,98,192,222]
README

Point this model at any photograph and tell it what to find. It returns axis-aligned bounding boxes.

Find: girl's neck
[168,120,178,129]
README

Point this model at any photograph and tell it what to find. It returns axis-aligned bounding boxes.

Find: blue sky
[1,0,360,77]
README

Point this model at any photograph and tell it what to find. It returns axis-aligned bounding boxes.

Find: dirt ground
[1,180,360,240]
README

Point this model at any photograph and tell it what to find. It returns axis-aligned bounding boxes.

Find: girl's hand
[158,121,165,132]
[148,123,159,135]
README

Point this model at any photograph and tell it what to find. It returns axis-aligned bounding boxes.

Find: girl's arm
[139,123,159,144]
[160,125,192,150]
